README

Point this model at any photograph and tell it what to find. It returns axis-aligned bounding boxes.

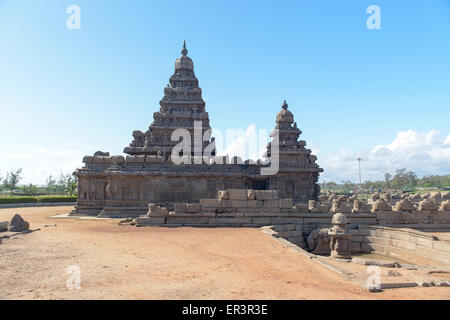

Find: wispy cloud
[318,129,450,182]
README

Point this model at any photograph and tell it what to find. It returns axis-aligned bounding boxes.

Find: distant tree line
[0,169,78,197]
[321,168,450,194]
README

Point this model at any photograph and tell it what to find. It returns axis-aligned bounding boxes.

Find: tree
[46,175,56,196]
[25,183,38,196]
[65,175,78,197]
[384,173,392,189]
[3,168,23,196]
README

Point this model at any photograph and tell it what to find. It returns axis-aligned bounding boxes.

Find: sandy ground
[0,206,449,300]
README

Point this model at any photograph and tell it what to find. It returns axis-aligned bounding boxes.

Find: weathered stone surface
[200,199,218,208]
[352,200,371,213]
[371,199,392,212]
[295,203,309,213]
[228,189,248,201]
[279,199,293,209]
[328,213,351,259]
[430,192,442,202]
[418,199,439,211]
[330,199,352,213]
[442,191,450,201]
[173,203,187,213]
[307,228,331,255]
[255,190,278,200]
[440,200,450,211]
[8,214,29,232]
[147,204,169,217]
[0,221,9,232]
[186,203,201,213]
[217,190,229,200]
[394,198,416,212]
[247,189,256,200]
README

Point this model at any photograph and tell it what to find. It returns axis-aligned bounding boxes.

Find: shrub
[37,197,77,203]
[0,197,38,204]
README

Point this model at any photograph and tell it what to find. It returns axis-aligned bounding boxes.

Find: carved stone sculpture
[328,213,351,259]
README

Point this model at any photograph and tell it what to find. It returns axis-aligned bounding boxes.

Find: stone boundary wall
[263,224,450,266]
[350,225,450,266]
[0,202,76,209]
[135,211,450,230]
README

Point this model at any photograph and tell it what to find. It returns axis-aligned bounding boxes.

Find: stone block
[247,200,257,208]
[186,203,201,213]
[264,199,280,208]
[255,190,278,200]
[247,189,256,200]
[228,189,248,200]
[173,203,187,213]
[279,199,293,209]
[231,200,248,208]
[218,199,231,207]
[252,217,271,224]
[295,203,309,213]
[200,199,219,208]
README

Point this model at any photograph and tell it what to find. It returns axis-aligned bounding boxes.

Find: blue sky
[0,0,449,184]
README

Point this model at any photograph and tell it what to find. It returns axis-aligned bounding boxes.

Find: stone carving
[8,214,29,232]
[418,199,439,211]
[330,199,352,213]
[328,213,351,259]
[218,190,229,200]
[440,200,450,211]
[352,200,372,213]
[422,192,431,199]
[247,189,256,200]
[307,228,331,255]
[394,198,416,212]
[370,193,380,201]
[411,192,422,200]
[371,199,392,212]
[94,151,110,157]
[430,192,442,202]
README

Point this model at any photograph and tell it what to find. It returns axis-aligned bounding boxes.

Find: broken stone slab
[0,221,9,232]
[416,279,435,287]
[351,257,399,268]
[8,214,30,232]
[147,204,169,217]
[399,264,418,270]
[433,280,450,287]
[380,282,418,289]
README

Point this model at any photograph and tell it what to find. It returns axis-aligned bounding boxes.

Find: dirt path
[0,206,448,299]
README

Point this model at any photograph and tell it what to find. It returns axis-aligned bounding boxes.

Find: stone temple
[72,42,323,217]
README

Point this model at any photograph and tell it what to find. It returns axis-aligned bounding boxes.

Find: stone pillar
[328,213,351,259]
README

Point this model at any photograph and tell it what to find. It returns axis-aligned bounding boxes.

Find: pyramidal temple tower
[124,41,214,157]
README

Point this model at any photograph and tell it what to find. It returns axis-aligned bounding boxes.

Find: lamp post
[357,158,362,192]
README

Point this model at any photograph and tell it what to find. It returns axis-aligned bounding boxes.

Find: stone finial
[281,100,288,110]
[181,40,188,56]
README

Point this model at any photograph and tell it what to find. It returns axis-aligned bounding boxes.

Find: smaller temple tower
[124,41,215,157]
